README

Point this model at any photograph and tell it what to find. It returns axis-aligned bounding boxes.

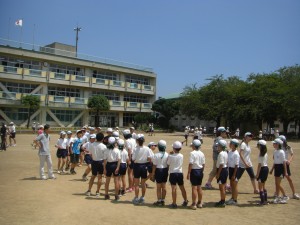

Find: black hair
[259,144,267,157]
[96,132,104,142]
[124,133,132,140]
[44,124,50,130]
[137,138,144,146]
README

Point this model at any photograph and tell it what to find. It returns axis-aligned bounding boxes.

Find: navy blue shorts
[155,168,168,183]
[169,173,184,186]
[257,166,269,183]
[274,164,284,178]
[106,162,119,177]
[119,163,127,176]
[217,168,228,184]
[56,149,68,158]
[228,167,238,180]
[84,154,93,165]
[190,169,203,186]
[236,167,255,180]
[133,163,148,179]
[147,162,153,173]
[91,160,104,176]
[286,164,291,176]
[70,153,80,163]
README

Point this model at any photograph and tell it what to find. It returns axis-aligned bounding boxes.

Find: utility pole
[74,26,81,57]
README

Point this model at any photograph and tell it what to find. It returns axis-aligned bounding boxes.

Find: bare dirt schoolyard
[0,132,299,225]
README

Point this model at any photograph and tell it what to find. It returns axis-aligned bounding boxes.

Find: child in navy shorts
[55,131,68,174]
[152,140,169,206]
[187,139,205,210]
[104,137,121,200]
[215,139,228,207]
[117,138,129,196]
[256,140,269,205]
[167,141,188,208]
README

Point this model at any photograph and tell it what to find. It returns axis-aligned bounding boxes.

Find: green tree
[87,95,110,127]
[21,95,40,128]
[151,97,179,128]
[134,113,151,129]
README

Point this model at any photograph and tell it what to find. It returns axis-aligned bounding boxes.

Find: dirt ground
[0,132,299,225]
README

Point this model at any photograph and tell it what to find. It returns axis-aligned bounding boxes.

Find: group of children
[47,125,299,210]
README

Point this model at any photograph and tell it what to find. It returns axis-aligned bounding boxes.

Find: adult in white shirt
[236,132,259,194]
[132,134,153,205]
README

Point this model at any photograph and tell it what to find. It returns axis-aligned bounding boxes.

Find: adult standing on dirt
[1,123,7,151]
[34,124,55,180]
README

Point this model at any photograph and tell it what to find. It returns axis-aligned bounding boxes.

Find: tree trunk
[282,120,289,135]
[94,110,100,127]
[26,108,31,128]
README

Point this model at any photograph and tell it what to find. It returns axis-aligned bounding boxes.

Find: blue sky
[1,0,299,98]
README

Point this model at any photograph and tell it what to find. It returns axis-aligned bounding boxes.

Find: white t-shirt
[152,152,169,169]
[228,150,240,168]
[283,146,293,160]
[104,147,121,162]
[56,138,68,149]
[132,145,153,163]
[189,150,205,169]
[66,137,73,149]
[273,149,285,164]
[216,151,228,168]
[120,150,129,163]
[125,138,136,155]
[167,153,183,173]
[258,153,268,167]
[239,142,252,168]
[90,142,106,161]
[9,125,16,133]
[82,141,94,155]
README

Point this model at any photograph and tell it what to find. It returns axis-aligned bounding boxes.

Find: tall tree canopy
[21,95,40,128]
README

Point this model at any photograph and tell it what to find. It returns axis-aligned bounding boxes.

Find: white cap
[278,135,286,142]
[60,131,66,135]
[130,127,135,130]
[172,141,182,149]
[117,139,125,146]
[148,141,157,146]
[76,130,82,134]
[158,140,166,147]
[191,139,201,147]
[112,131,119,138]
[90,134,96,139]
[217,126,226,132]
[123,129,130,135]
[244,132,253,137]
[67,131,72,134]
[107,128,113,133]
[230,139,239,146]
[218,139,227,148]
[273,138,283,145]
[89,127,95,131]
[136,134,145,140]
[257,140,267,146]
[108,137,116,144]
[9,122,14,125]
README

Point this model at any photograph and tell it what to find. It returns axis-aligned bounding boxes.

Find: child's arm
[187,164,192,180]
[239,149,249,168]
[151,165,156,181]
[115,158,120,174]
[256,163,261,180]
[269,163,274,174]
[232,165,238,181]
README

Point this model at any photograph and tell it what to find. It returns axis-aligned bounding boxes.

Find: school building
[0,38,156,128]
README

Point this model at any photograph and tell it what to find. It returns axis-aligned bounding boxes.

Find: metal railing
[0,38,154,72]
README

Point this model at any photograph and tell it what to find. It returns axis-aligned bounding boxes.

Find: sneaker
[153,201,161,206]
[57,170,61,174]
[169,203,178,209]
[293,193,300,200]
[138,197,145,204]
[279,198,287,204]
[95,192,100,197]
[105,195,110,200]
[189,204,197,210]
[41,176,47,180]
[70,170,76,175]
[205,183,213,189]
[282,195,289,201]
[85,191,91,196]
[132,197,139,205]
[273,197,280,204]
[254,190,259,194]
[182,200,189,207]
[49,176,56,180]
[196,203,203,208]
[82,175,88,181]
[61,170,66,174]
[126,188,133,193]
[115,195,120,201]
[226,199,237,205]
[215,201,226,208]
[121,189,126,196]
[161,200,165,206]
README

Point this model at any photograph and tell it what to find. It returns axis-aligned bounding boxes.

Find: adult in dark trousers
[0,123,7,151]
